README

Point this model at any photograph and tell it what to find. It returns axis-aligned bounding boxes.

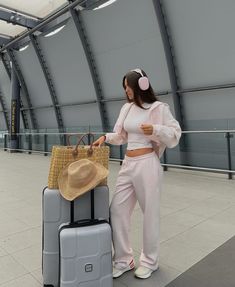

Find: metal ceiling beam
[19,92,172,110]
[0,4,42,20]
[0,36,12,46]
[68,4,110,131]
[80,0,112,9]
[152,0,184,129]
[29,34,65,133]
[0,0,84,52]
[0,52,28,129]
[0,9,39,29]
[7,49,38,130]
[179,83,235,93]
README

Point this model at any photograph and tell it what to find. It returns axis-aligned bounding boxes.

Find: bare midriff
[126,147,154,157]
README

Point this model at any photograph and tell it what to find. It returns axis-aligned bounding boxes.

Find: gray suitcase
[59,190,113,287]
[42,186,109,287]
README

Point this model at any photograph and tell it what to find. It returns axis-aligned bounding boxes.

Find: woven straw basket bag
[48,133,110,189]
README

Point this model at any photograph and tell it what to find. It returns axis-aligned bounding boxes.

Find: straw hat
[58,159,109,201]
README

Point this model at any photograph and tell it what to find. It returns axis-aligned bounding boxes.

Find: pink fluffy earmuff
[131,68,150,91]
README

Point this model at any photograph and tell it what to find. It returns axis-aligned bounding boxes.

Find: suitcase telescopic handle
[70,201,74,223]
[70,189,95,224]
[87,133,95,220]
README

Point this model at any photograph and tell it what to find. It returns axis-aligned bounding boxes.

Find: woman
[93,69,181,279]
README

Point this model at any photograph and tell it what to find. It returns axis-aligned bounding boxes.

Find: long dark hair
[122,69,158,109]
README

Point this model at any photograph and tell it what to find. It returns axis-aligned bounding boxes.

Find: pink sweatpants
[110,151,163,270]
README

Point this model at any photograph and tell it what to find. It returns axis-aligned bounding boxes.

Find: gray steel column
[29,34,65,133]
[10,67,20,151]
[0,52,29,129]
[0,52,11,78]
[0,89,9,130]
[68,4,110,132]
[152,0,184,129]
[7,49,38,130]
[152,0,188,166]
[0,54,10,130]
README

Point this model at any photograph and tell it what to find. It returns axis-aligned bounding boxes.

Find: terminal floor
[0,150,234,286]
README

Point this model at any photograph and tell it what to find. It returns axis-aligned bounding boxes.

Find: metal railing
[0,130,234,179]
[162,130,235,179]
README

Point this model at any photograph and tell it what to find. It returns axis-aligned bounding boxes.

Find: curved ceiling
[0,0,234,134]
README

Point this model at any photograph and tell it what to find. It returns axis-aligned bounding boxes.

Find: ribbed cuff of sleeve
[104,133,110,143]
[153,124,162,137]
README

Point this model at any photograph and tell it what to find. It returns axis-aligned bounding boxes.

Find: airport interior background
[0,0,234,286]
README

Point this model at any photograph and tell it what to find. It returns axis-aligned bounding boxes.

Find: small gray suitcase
[59,190,113,287]
[42,186,109,287]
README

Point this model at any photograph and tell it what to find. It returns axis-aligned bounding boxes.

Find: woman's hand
[92,135,106,147]
[140,124,153,135]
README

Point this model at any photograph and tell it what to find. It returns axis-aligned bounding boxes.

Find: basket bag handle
[72,133,95,157]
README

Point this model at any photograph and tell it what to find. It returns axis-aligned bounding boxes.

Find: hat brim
[58,161,109,201]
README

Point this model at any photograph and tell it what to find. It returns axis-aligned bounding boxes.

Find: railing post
[163,150,168,171]
[63,134,67,146]
[28,134,32,154]
[18,134,21,152]
[44,134,48,156]
[120,145,123,165]
[225,132,233,179]
[4,134,7,151]
[88,133,91,145]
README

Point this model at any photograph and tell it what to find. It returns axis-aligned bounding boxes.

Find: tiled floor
[165,235,235,287]
[0,150,234,286]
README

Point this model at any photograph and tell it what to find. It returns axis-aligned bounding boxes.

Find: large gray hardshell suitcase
[42,186,109,287]
[58,191,112,287]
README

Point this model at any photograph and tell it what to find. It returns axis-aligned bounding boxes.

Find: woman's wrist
[103,135,106,141]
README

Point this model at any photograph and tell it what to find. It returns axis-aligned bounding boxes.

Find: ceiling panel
[0,0,67,18]
[0,20,26,37]
[0,0,68,38]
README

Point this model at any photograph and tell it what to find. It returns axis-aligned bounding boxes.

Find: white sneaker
[134,266,155,279]
[113,259,135,278]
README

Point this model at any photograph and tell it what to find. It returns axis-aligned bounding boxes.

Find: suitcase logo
[85,263,93,272]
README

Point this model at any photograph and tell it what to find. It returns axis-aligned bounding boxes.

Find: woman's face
[124,78,134,100]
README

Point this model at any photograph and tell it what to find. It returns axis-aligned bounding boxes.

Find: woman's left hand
[140,124,153,135]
